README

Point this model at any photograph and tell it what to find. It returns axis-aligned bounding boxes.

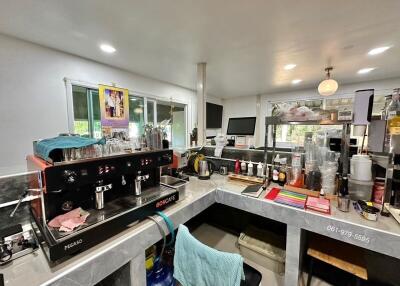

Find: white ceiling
[1,0,400,98]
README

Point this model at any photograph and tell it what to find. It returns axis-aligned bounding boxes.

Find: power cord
[147,211,175,264]
[147,216,167,264]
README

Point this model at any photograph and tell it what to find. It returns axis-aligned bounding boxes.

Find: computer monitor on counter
[226,117,256,148]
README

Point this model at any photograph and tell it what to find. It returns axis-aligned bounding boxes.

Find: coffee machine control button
[63,170,77,184]
[162,154,172,162]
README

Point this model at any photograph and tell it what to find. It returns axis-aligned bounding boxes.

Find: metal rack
[263,116,352,177]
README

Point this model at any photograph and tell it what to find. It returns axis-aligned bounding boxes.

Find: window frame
[65,78,189,148]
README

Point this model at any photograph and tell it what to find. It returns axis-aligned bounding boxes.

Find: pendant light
[318,67,338,96]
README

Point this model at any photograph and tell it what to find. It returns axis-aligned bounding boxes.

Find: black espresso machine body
[27,149,178,263]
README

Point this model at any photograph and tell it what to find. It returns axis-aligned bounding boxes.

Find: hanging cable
[155,211,175,247]
[147,216,167,264]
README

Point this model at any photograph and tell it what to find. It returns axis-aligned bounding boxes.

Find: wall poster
[98,84,129,130]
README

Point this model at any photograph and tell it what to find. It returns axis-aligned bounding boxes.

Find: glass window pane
[157,102,172,123]
[272,98,343,146]
[72,86,89,136]
[129,96,145,137]
[147,101,155,125]
[372,94,389,116]
[156,101,186,148]
[90,90,102,139]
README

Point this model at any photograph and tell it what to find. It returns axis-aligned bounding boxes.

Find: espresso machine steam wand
[134,171,149,196]
[95,180,112,210]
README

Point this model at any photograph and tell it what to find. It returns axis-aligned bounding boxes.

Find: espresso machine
[27,149,178,262]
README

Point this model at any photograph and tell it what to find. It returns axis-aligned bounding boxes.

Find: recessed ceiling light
[292,79,302,84]
[368,46,391,55]
[284,64,297,70]
[100,44,116,53]
[357,67,375,74]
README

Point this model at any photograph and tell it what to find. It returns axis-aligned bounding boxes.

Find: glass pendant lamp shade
[318,67,338,96]
[318,78,338,96]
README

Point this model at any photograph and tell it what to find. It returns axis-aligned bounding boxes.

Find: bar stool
[306,234,368,286]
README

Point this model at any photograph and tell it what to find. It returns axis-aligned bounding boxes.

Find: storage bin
[237,226,286,275]
[348,176,374,201]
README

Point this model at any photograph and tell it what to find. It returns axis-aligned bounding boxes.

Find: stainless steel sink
[160,175,188,198]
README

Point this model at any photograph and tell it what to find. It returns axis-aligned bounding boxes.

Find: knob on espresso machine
[63,170,77,184]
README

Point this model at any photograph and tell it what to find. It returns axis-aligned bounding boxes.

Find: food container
[160,175,188,198]
[350,155,372,181]
[238,226,285,275]
[348,176,374,201]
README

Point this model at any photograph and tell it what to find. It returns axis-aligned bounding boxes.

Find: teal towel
[35,136,105,161]
[173,224,244,286]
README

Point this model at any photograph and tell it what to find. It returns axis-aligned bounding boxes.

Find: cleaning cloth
[35,135,104,161]
[173,224,244,286]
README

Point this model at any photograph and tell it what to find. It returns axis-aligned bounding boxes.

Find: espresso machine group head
[27,149,178,262]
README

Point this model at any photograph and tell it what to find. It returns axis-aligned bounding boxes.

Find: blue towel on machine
[35,136,104,161]
[173,224,244,286]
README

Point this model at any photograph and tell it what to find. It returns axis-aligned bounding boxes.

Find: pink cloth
[48,208,89,232]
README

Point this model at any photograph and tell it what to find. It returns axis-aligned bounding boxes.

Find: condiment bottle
[234,159,240,174]
[241,161,247,174]
[278,158,287,186]
[272,155,280,183]
[257,162,263,177]
[248,161,254,176]
[319,188,325,198]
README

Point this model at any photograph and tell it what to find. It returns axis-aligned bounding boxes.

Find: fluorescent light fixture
[292,79,302,84]
[368,46,391,55]
[284,64,297,70]
[100,44,116,53]
[357,67,375,74]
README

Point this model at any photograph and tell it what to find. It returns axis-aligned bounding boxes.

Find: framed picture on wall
[99,84,129,128]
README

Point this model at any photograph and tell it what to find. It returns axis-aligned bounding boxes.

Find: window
[72,86,101,138]
[70,85,187,147]
[272,99,340,146]
[72,86,89,136]
[147,100,156,126]
[128,96,145,138]
[269,93,390,147]
[157,100,186,148]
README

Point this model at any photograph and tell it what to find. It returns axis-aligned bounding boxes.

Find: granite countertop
[1,175,400,286]
[216,178,400,258]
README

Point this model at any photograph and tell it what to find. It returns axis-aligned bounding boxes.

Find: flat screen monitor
[206,102,223,128]
[226,117,256,135]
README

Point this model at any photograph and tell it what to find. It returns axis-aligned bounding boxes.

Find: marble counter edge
[46,189,217,286]
[215,187,400,259]
[4,175,400,286]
